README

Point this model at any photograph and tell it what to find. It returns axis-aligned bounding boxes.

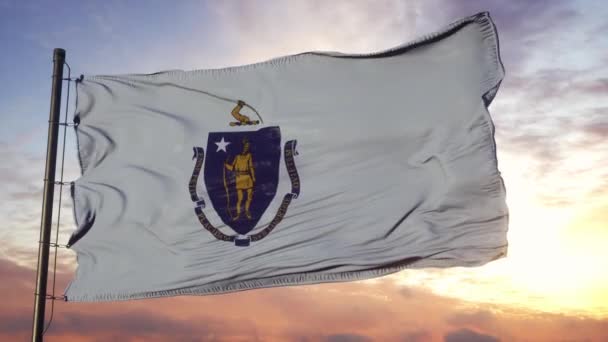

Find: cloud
[499,69,608,112]
[424,0,581,73]
[0,137,80,267]
[322,334,372,342]
[1,309,240,342]
[444,328,500,342]
[486,66,608,209]
[399,286,415,298]
[581,118,608,140]
[208,0,421,66]
[2,257,608,341]
[49,310,216,338]
[446,310,495,328]
[401,329,432,342]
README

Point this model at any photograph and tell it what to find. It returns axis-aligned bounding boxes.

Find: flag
[65,12,508,301]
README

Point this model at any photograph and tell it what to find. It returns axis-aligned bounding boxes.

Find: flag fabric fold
[65,11,508,302]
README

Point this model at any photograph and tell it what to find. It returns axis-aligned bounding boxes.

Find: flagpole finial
[53,48,65,60]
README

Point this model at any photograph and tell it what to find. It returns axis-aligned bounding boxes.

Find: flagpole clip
[45,294,67,301]
[38,241,68,248]
[53,181,73,186]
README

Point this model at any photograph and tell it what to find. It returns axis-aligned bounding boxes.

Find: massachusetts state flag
[65,12,508,301]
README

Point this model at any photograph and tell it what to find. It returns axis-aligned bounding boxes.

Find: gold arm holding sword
[230,100,260,126]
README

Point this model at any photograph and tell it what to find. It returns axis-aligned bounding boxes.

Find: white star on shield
[215,137,231,152]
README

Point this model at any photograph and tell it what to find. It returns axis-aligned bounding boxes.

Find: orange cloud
[2,257,608,341]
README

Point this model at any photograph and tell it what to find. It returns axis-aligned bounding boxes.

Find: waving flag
[65,12,508,301]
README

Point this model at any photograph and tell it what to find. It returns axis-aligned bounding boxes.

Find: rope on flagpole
[92,75,265,124]
[42,60,72,336]
[178,87,265,124]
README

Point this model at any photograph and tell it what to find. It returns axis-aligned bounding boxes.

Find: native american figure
[224,138,256,220]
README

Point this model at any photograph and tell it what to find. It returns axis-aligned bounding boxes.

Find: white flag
[65,12,508,301]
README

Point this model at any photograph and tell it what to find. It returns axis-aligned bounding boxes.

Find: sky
[0,0,607,341]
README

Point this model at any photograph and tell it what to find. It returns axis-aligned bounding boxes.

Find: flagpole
[32,48,65,342]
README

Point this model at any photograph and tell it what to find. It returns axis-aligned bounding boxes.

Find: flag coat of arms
[65,12,508,301]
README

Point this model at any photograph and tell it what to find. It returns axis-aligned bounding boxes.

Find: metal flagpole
[32,48,66,342]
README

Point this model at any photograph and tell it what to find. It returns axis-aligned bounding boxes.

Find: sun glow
[397,154,608,318]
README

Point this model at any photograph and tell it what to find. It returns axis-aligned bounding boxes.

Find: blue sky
[0,1,225,150]
[1,1,608,340]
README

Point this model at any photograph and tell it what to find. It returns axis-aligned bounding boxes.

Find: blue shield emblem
[203,127,281,236]
[188,100,300,247]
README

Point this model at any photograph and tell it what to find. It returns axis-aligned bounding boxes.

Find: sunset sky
[1,0,607,341]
